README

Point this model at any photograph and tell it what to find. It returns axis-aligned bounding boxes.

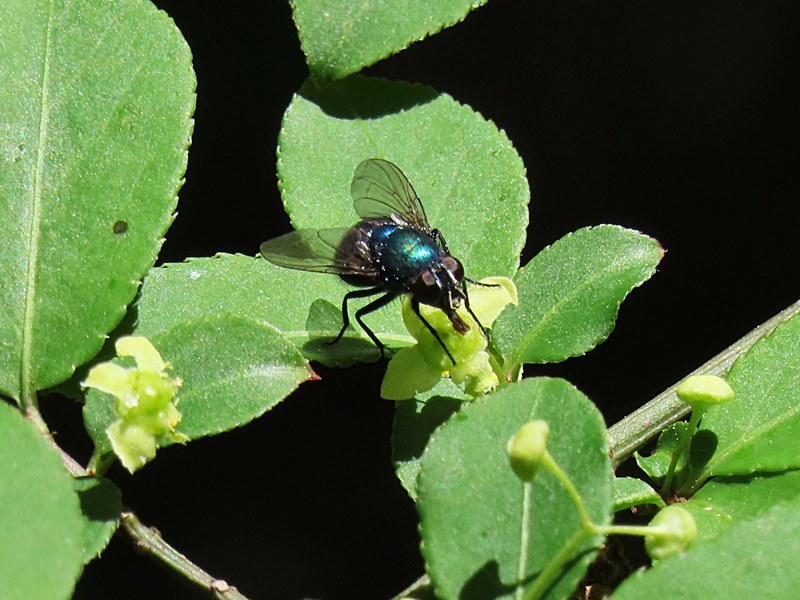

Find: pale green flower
[381,276,518,400]
[676,375,734,412]
[83,336,187,473]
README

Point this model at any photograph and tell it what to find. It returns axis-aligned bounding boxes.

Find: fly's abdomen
[371,225,442,286]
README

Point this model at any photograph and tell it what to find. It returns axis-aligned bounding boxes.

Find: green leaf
[279,75,528,277]
[611,477,665,512]
[392,379,469,500]
[84,315,312,456]
[696,314,800,482]
[0,402,83,599]
[494,226,663,367]
[635,421,718,494]
[0,0,195,401]
[682,470,800,543]
[73,475,122,563]
[612,499,800,599]
[291,0,490,79]
[634,422,688,483]
[417,378,611,599]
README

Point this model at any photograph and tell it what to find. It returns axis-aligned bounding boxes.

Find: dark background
[55,2,798,598]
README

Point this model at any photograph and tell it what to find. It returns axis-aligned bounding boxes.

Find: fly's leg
[465,277,500,288]
[354,292,399,359]
[330,287,383,346]
[411,297,457,366]
[462,285,491,340]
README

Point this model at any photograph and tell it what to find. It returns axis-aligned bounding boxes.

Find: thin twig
[607,298,800,467]
[120,512,248,600]
[392,574,434,600]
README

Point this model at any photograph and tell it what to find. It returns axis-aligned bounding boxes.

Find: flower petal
[466,276,518,328]
[82,363,131,398]
[381,347,441,400]
[107,421,157,473]
[115,336,166,373]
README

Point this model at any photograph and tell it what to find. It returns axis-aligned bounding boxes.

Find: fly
[260,158,491,364]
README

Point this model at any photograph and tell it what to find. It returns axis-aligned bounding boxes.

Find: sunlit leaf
[697,313,800,481]
[0,0,195,400]
[612,477,664,512]
[613,500,800,599]
[291,0,490,79]
[494,226,663,368]
[274,75,528,364]
[683,471,800,543]
[418,378,611,599]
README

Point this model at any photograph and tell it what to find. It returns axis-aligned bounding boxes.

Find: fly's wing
[260,227,379,277]
[351,158,430,229]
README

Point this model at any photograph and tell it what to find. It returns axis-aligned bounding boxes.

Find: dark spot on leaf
[113,220,128,235]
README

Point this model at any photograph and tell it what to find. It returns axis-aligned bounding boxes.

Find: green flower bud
[644,505,698,561]
[83,336,187,473]
[507,420,550,482]
[676,375,734,412]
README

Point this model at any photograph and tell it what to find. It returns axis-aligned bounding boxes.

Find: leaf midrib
[21,0,55,401]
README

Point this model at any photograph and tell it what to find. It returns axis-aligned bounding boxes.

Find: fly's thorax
[369,223,444,287]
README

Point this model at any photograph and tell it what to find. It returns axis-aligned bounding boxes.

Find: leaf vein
[21,0,56,399]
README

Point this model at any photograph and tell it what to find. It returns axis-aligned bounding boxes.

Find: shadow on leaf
[688,429,718,479]
[300,74,440,121]
[393,396,463,463]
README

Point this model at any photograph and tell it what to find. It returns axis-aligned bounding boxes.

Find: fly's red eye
[442,256,464,281]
